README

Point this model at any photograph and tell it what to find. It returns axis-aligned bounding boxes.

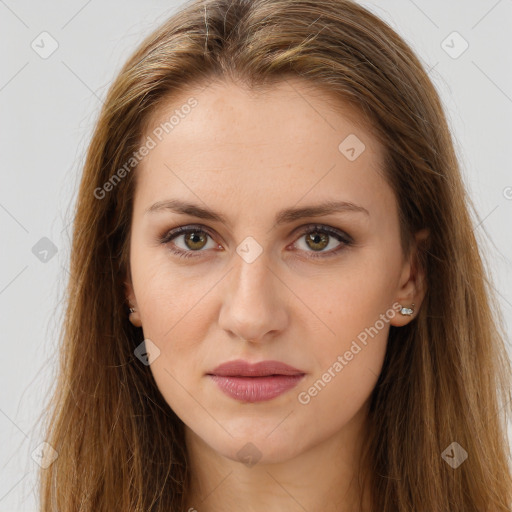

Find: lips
[209,359,305,377]
[207,359,306,403]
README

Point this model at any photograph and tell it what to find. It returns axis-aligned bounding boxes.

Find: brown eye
[160,225,217,259]
[183,231,208,250]
[294,224,353,259]
[160,223,353,260]
[304,231,329,251]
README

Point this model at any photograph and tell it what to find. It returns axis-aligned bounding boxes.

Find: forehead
[133,77,392,222]
[142,77,378,152]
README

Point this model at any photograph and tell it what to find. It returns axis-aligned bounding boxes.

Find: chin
[203,428,306,466]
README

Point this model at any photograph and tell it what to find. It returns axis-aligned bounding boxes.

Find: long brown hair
[37,0,512,510]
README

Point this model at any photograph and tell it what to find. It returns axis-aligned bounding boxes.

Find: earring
[129,307,136,315]
[399,303,415,316]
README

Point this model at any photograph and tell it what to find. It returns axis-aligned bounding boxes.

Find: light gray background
[1,1,511,510]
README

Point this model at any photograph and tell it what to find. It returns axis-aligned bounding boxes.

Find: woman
[38,0,512,510]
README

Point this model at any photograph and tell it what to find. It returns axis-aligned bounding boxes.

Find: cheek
[296,295,390,426]
[131,247,212,339]
[318,257,399,343]
[132,269,224,401]
[302,256,397,400]
[137,278,210,422]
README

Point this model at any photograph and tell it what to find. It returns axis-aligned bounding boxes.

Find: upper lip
[208,359,305,377]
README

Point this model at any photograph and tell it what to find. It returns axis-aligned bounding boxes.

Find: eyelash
[159,224,353,260]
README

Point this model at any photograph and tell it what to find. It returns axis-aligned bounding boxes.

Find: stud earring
[399,303,415,316]
[129,307,136,315]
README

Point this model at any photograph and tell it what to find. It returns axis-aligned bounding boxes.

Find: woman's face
[125,78,424,465]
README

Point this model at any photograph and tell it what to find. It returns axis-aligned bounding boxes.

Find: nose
[217,249,288,344]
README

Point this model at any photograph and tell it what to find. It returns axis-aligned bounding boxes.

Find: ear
[389,228,429,327]
[124,271,142,328]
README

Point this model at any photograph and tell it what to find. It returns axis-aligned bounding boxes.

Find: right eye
[160,225,219,259]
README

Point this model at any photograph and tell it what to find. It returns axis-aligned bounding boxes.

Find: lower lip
[208,374,305,403]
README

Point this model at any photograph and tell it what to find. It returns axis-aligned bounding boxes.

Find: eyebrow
[145,198,369,226]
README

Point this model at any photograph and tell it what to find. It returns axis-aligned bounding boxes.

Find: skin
[125,77,428,512]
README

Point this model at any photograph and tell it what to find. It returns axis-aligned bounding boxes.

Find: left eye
[294,225,352,257]
[160,224,353,259]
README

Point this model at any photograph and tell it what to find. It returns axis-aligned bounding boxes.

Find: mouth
[206,359,306,403]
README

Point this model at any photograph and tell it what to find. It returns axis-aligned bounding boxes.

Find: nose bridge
[232,242,277,309]
[218,242,287,342]
[235,246,272,298]
[231,229,274,291]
